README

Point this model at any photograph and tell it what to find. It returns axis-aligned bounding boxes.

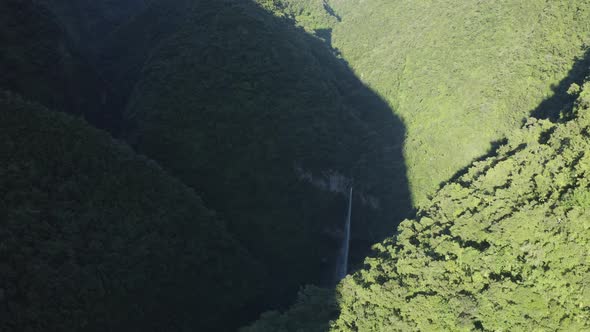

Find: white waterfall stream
[336,187,353,281]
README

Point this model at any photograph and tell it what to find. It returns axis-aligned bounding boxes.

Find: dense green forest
[34,0,149,61]
[0,0,106,125]
[247,77,590,332]
[328,0,590,206]
[0,92,264,331]
[122,0,410,306]
[1,0,590,331]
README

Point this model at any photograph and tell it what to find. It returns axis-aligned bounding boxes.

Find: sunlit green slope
[332,80,590,331]
[0,92,264,332]
[328,0,590,205]
[245,78,590,332]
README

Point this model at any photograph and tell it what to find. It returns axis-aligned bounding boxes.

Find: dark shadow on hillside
[434,138,508,193]
[95,0,194,138]
[229,1,412,331]
[531,48,590,120]
[323,0,341,22]
[255,0,414,301]
[0,0,409,330]
[314,28,333,45]
[91,0,412,330]
[437,47,590,195]
[0,0,111,131]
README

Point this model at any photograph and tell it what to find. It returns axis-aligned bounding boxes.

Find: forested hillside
[96,0,193,128]
[327,0,590,205]
[246,76,590,332]
[1,0,410,328]
[0,0,106,125]
[0,92,264,332]
[34,0,149,60]
[333,78,590,331]
[122,0,410,305]
[2,0,590,331]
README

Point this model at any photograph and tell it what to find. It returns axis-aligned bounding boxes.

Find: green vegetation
[0,0,105,124]
[332,81,590,331]
[0,91,264,332]
[327,0,590,206]
[3,0,590,330]
[34,0,149,60]
[96,0,194,124]
[123,0,410,306]
[242,286,338,332]
[258,0,340,34]
[248,81,590,331]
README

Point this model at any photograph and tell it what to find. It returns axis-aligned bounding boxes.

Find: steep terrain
[34,0,149,60]
[0,92,264,332]
[96,0,193,124]
[332,80,590,331]
[327,0,590,205]
[122,0,410,304]
[0,0,107,125]
[3,0,590,330]
[246,80,590,331]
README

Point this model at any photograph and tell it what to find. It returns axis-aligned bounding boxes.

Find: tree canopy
[2,0,590,330]
[0,91,264,332]
[247,79,590,331]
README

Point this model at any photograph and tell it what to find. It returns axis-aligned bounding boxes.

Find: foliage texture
[0,92,264,332]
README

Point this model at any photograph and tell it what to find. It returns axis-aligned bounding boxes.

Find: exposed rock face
[294,164,350,194]
[294,164,380,209]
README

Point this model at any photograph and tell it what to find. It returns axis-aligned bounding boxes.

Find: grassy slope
[0,92,264,332]
[328,0,590,206]
[123,0,410,304]
[244,78,590,332]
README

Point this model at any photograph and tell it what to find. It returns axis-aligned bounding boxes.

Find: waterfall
[336,187,353,281]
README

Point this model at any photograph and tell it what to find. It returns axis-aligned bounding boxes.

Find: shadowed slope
[244,73,590,332]
[0,92,264,332]
[122,0,410,310]
[34,0,149,60]
[94,0,199,138]
[0,0,106,124]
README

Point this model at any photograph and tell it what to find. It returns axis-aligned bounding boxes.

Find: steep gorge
[121,0,411,307]
[2,0,590,331]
